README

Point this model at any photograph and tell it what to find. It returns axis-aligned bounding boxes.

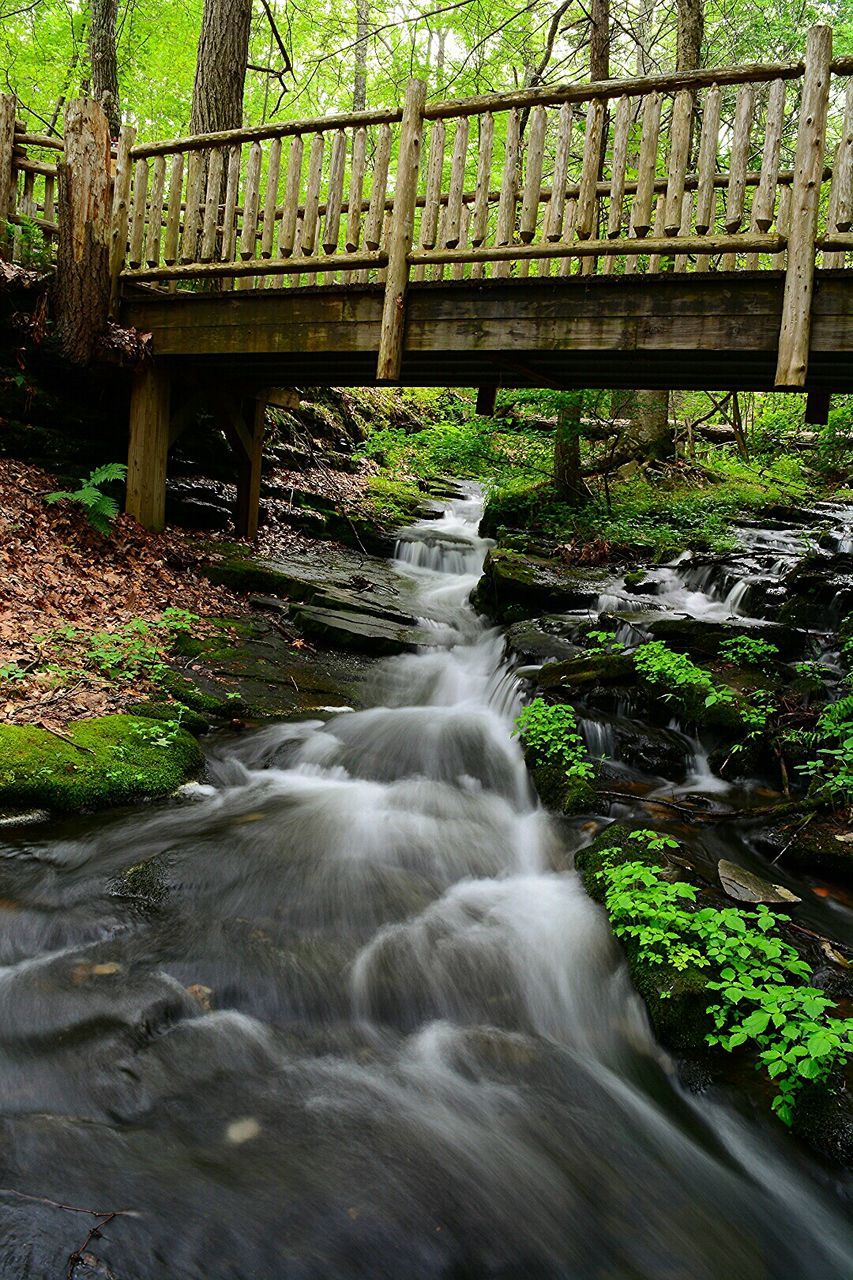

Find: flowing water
[0,489,851,1278]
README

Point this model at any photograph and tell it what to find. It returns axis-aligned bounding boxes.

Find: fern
[45,464,127,537]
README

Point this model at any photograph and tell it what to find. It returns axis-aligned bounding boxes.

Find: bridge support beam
[126,365,171,531]
[222,395,266,541]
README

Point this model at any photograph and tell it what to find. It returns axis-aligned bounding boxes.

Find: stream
[0,487,851,1278]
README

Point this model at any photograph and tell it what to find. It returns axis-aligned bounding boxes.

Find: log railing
[0,24,851,388]
[0,106,61,263]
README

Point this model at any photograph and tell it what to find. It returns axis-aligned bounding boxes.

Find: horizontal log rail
[1,25,851,393]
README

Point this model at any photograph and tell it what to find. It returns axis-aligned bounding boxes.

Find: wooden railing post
[109,123,136,312]
[775,25,832,388]
[56,98,113,364]
[0,94,16,259]
[376,78,426,383]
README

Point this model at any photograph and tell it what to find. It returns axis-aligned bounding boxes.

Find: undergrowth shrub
[597,830,853,1125]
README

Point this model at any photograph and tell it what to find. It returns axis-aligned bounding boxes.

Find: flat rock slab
[717,859,801,905]
[292,604,444,655]
[206,546,416,622]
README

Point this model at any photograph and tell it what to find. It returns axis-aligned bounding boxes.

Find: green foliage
[359,411,550,488]
[36,611,200,692]
[45,464,128,537]
[633,640,734,716]
[584,629,625,656]
[483,450,824,558]
[718,634,780,669]
[513,697,594,782]
[0,663,26,683]
[797,691,853,805]
[596,830,853,1125]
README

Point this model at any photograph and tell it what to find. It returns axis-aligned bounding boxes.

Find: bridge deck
[123,270,853,392]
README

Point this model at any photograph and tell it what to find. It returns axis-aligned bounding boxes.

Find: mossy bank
[0,715,203,814]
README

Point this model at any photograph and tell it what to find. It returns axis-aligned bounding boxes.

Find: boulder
[473,548,612,623]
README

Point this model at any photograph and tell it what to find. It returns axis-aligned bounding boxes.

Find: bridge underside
[122,270,853,393]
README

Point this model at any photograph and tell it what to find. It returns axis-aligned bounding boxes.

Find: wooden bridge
[2,24,852,535]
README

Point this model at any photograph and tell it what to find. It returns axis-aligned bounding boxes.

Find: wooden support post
[775,25,832,389]
[236,397,266,540]
[56,98,113,364]
[476,385,498,416]
[805,390,830,425]
[126,365,171,531]
[0,94,15,259]
[376,79,426,383]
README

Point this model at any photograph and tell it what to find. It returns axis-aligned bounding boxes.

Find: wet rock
[644,615,808,662]
[527,761,596,816]
[473,548,612,623]
[717,859,801,905]
[291,604,443,656]
[779,552,853,629]
[504,615,589,664]
[753,816,853,886]
[171,614,374,720]
[536,652,636,693]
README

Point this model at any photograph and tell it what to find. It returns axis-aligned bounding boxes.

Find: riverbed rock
[472,548,612,623]
[717,859,801,904]
[536,652,636,692]
[643,615,809,662]
[779,552,853,629]
[165,614,374,720]
[291,604,442,656]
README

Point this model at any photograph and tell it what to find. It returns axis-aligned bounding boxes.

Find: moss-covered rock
[536,651,636,692]
[473,548,612,623]
[0,715,203,814]
[575,825,714,1054]
[125,699,211,736]
[528,761,596,815]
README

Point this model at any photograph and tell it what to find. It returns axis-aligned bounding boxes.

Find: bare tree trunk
[553,0,608,499]
[191,0,252,135]
[55,99,112,364]
[88,0,120,136]
[677,0,704,72]
[589,0,610,81]
[554,395,592,504]
[353,0,369,112]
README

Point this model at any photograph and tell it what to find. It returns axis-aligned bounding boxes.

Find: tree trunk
[88,0,120,136]
[552,0,609,499]
[554,394,592,503]
[590,0,610,81]
[677,0,704,73]
[190,0,252,135]
[352,0,369,112]
[55,98,112,365]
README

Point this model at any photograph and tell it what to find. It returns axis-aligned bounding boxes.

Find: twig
[771,811,815,864]
[0,1189,134,1217]
[38,725,95,754]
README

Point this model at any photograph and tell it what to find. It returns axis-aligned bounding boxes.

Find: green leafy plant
[584,628,625,655]
[719,634,780,669]
[596,830,853,1125]
[0,663,26,683]
[797,692,853,805]
[633,640,734,715]
[513,697,595,782]
[45,463,128,537]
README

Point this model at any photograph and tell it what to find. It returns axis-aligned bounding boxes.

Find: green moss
[0,715,203,814]
[125,700,210,736]
[529,762,596,815]
[575,826,713,1053]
